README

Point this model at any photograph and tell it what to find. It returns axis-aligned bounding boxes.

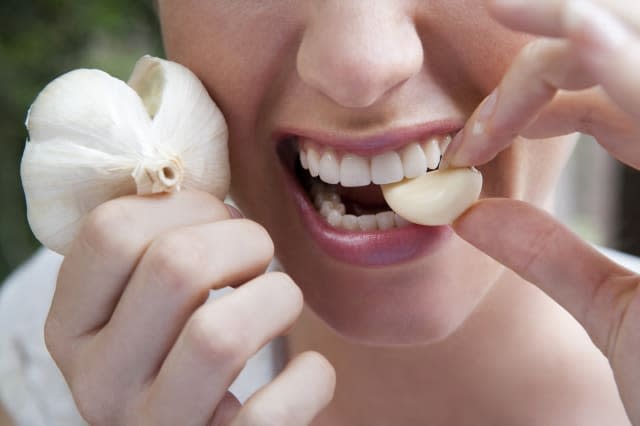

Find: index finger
[486,0,640,37]
[441,37,594,169]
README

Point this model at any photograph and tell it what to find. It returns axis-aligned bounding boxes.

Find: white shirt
[1,247,639,425]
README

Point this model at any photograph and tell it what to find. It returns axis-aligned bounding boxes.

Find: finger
[138,272,303,426]
[486,0,640,37]
[46,191,234,369]
[523,87,640,169]
[443,38,594,168]
[453,199,635,356]
[48,191,232,338]
[90,219,274,388]
[565,0,640,124]
[230,352,336,426]
[209,392,242,426]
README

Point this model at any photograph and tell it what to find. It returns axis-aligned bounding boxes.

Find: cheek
[160,2,290,131]
[420,1,535,94]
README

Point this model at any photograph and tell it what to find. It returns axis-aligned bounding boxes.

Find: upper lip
[274,118,463,156]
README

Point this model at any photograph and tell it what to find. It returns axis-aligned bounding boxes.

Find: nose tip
[296,8,423,109]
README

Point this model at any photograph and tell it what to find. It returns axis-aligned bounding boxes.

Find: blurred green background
[0,0,162,283]
[1,1,639,287]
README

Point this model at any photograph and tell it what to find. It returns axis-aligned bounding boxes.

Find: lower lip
[281,163,453,267]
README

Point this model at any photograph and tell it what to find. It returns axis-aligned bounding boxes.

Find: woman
[3,0,640,424]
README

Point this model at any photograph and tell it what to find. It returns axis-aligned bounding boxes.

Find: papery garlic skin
[381,168,482,226]
[21,56,229,255]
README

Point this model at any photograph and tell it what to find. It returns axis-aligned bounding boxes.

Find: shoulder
[596,246,640,274]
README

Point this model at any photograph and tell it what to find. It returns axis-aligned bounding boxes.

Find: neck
[285,270,609,426]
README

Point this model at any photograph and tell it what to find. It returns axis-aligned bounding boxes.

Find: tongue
[338,184,389,215]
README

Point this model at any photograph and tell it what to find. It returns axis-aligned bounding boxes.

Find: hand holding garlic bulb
[21,56,230,255]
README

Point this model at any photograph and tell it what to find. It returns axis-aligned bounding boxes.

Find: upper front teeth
[299,135,450,187]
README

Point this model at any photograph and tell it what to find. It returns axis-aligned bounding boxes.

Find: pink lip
[276,120,457,267]
[274,119,463,156]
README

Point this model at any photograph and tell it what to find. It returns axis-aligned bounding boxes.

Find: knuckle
[263,272,304,309]
[79,199,138,257]
[145,231,206,295]
[518,39,567,74]
[241,402,290,426]
[185,309,248,368]
[43,314,64,361]
[235,219,275,261]
[69,373,120,426]
[303,351,336,383]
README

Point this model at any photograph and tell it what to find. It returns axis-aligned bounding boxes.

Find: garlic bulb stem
[132,156,184,194]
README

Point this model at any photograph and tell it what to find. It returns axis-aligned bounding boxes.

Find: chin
[276,235,503,347]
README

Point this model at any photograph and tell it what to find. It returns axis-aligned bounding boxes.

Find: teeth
[319,150,340,184]
[340,154,371,187]
[299,134,452,186]
[309,181,411,231]
[357,215,378,231]
[299,150,308,170]
[307,146,320,177]
[376,211,396,230]
[394,214,410,228]
[423,138,442,170]
[371,151,404,185]
[342,214,359,231]
[440,135,452,154]
[400,143,427,178]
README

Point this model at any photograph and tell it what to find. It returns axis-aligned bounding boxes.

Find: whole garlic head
[21,55,229,255]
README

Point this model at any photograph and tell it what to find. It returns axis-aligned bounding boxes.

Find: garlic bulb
[381,168,482,226]
[21,55,229,255]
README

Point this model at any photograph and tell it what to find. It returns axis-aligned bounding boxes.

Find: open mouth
[276,126,457,266]
[280,134,452,232]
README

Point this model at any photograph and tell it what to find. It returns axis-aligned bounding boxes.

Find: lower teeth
[310,181,409,231]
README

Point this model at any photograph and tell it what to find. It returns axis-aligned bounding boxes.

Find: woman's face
[158,0,574,344]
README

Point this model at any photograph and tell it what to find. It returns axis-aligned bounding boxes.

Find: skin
[0,404,14,426]
[41,0,640,425]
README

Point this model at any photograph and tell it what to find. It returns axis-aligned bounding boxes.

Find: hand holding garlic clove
[21,56,230,255]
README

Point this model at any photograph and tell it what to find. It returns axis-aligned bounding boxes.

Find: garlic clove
[21,56,229,255]
[381,168,483,226]
[21,143,137,255]
[26,68,152,156]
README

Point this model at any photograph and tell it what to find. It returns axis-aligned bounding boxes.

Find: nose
[297,1,424,109]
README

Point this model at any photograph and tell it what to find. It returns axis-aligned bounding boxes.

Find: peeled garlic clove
[381,168,483,226]
[21,56,229,255]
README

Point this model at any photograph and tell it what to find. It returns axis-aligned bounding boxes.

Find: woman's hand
[44,190,335,426]
[446,0,640,423]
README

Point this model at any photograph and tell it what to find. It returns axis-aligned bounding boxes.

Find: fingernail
[565,0,631,50]
[440,129,465,169]
[476,89,499,124]
[490,0,529,10]
[225,203,244,219]
[442,90,497,168]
